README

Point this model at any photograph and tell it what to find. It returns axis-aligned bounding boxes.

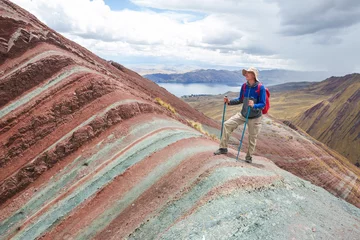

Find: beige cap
[242,67,259,81]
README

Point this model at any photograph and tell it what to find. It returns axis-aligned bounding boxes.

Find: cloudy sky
[12,0,360,74]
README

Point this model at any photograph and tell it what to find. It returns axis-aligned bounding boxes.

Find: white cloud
[131,0,277,16]
[11,0,360,74]
[273,0,360,36]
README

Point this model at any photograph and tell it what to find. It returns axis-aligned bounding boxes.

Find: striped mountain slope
[293,73,360,164]
[0,1,360,239]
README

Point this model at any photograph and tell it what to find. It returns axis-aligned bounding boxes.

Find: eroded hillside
[0,1,359,240]
[293,74,360,164]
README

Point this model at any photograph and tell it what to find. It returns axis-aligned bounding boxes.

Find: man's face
[245,72,255,82]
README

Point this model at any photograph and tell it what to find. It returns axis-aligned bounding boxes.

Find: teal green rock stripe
[0,50,64,80]
[12,129,202,240]
[128,165,276,240]
[0,66,93,118]
[20,99,141,167]
[0,118,192,239]
[75,144,217,240]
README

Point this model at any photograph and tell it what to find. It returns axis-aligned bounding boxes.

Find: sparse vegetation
[188,120,217,140]
[155,97,176,114]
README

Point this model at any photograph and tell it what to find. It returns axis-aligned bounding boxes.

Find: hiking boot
[245,155,252,163]
[214,148,228,155]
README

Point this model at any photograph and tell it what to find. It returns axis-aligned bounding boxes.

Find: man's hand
[248,100,254,107]
[224,96,229,104]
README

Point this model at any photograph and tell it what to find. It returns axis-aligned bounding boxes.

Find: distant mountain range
[144,69,330,86]
[267,81,317,93]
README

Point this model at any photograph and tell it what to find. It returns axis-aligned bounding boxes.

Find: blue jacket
[229,81,266,119]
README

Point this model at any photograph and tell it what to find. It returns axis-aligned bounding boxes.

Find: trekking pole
[219,95,227,140]
[236,106,251,161]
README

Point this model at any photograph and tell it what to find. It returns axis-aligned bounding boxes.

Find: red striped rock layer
[0,1,221,238]
[0,0,217,205]
[2,0,358,213]
[1,116,359,240]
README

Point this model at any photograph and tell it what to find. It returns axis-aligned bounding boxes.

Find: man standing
[214,67,266,163]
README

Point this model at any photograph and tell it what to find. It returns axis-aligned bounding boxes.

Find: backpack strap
[241,83,246,100]
[256,83,262,93]
[255,83,262,102]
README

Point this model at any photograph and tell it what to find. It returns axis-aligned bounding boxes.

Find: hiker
[214,67,266,163]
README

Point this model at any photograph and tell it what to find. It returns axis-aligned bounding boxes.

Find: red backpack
[241,83,270,114]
